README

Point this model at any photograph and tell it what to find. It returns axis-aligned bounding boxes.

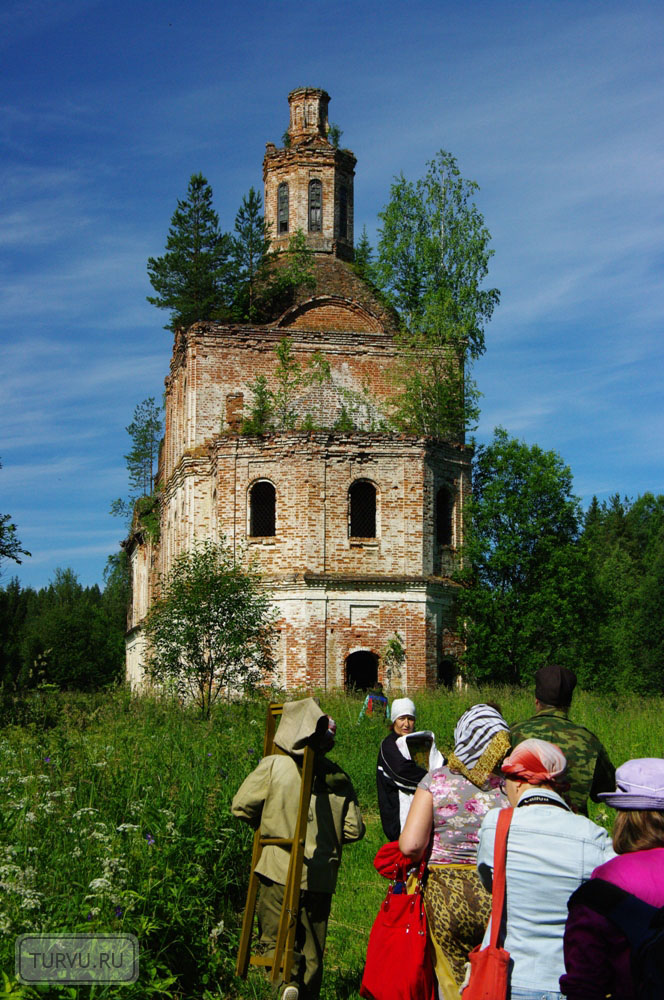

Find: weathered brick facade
[125,89,470,693]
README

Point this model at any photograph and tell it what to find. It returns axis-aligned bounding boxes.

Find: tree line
[0,559,128,691]
[456,429,664,694]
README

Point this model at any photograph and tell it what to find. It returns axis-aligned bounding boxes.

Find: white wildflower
[209,918,225,941]
[73,808,98,820]
[88,877,112,892]
[21,895,42,911]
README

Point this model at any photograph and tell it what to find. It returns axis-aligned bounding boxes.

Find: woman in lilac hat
[561,758,664,999]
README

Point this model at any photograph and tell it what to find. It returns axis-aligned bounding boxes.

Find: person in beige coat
[232,698,365,1000]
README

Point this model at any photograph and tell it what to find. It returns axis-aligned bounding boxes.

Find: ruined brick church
[126,88,470,692]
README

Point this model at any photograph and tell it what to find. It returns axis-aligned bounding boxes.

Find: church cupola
[287,87,330,143]
[264,88,356,262]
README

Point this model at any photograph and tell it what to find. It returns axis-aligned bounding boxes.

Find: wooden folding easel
[236,702,315,990]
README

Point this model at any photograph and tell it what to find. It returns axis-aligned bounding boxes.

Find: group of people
[231,666,664,1000]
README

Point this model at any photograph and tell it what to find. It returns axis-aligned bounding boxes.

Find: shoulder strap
[569,878,663,953]
[488,807,513,949]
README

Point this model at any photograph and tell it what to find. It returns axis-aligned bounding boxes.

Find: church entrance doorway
[437,658,456,688]
[345,650,378,691]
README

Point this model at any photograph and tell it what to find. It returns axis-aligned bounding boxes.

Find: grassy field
[0,686,661,999]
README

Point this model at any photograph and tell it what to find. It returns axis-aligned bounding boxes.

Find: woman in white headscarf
[399,704,511,1000]
[376,698,426,841]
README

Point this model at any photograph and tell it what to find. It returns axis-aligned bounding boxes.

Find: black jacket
[376,731,427,841]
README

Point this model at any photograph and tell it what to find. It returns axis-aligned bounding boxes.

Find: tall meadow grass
[0,685,661,999]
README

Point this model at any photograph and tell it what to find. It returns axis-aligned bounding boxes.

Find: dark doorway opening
[437,659,456,688]
[345,650,378,691]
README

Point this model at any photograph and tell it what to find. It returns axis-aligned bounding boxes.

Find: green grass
[0,685,662,999]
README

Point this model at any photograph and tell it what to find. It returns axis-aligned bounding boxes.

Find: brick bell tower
[263,87,356,261]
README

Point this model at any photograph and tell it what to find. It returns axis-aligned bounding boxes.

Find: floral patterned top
[419,765,504,864]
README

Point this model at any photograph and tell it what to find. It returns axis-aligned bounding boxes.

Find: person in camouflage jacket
[510,663,615,815]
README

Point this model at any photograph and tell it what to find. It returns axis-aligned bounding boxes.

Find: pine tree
[353,226,374,281]
[231,187,271,322]
[147,173,232,331]
[110,397,163,525]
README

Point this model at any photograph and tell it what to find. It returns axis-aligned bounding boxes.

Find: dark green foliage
[353,226,374,281]
[143,539,277,717]
[147,173,233,331]
[231,187,271,323]
[456,428,595,685]
[374,151,499,437]
[0,563,127,691]
[580,493,664,693]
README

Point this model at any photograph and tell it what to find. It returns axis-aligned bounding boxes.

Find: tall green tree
[147,173,232,331]
[375,151,499,436]
[231,187,271,323]
[125,397,163,497]
[110,397,163,525]
[456,428,594,685]
[143,539,276,717]
[353,226,375,282]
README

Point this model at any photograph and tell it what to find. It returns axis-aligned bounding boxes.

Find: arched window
[308,179,322,232]
[249,480,276,537]
[436,486,453,546]
[278,183,289,234]
[349,479,377,538]
[338,185,348,239]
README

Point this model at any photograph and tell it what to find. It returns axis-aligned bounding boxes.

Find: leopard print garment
[424,865,492,985]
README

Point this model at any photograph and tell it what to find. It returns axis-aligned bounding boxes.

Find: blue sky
[2,0,662,590]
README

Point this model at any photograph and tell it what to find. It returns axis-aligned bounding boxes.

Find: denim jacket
[477,788,615,994]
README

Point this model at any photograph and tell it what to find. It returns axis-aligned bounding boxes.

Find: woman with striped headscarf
[399,704,511,1000]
